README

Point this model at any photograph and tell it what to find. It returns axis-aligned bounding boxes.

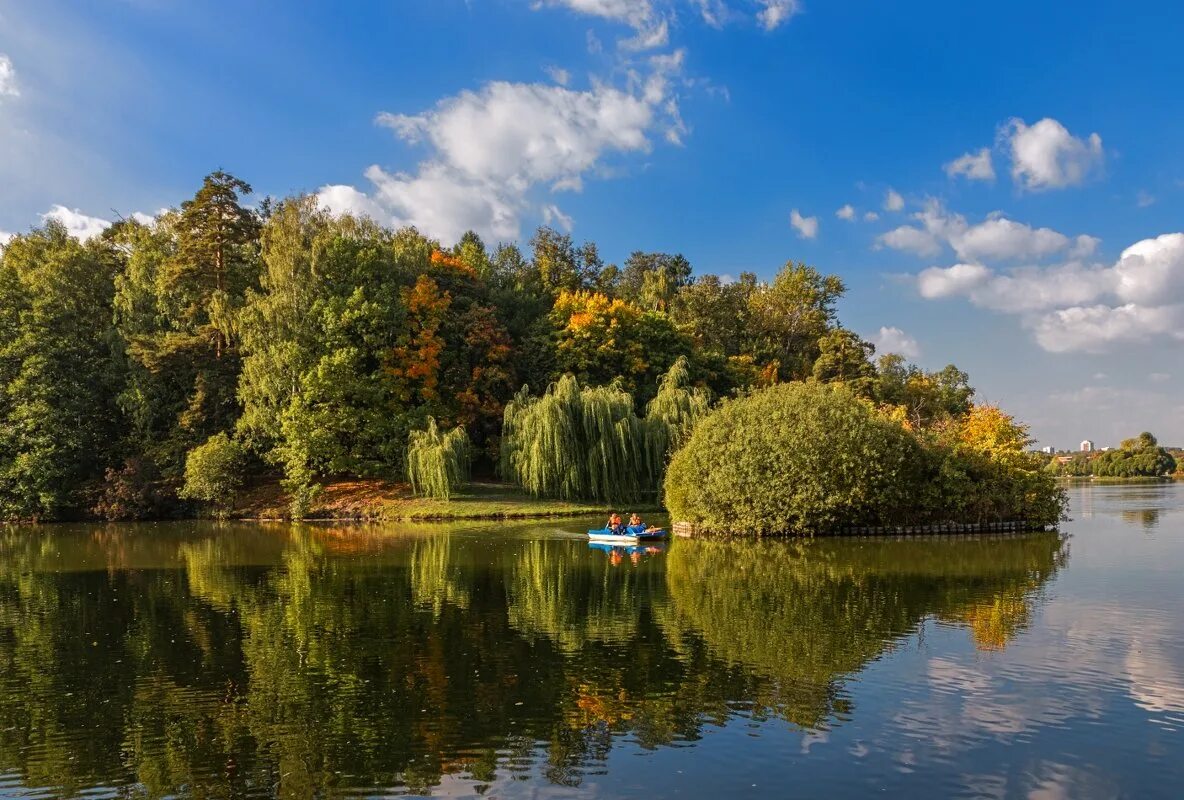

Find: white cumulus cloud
[883,188,904,212]
[955,217,1082,262]
[1003,117,1104,191]
[362,162,523,244]
[944,147,994,181]
[375,80,655,188]
[0,54,18,99]
[1112,233,1184,305]
[919,262,1114,313]
[879,225,941,258]
[835,204,855,221]
[878,200,1097,264]
[41,205,111,241]
[322,59,683,244]
[917,263,993,299]
[790,208,818,239]
[1030,304,1184,354]
[315,183,387,222]
[871,326,921,359]
[915,231,1184,353]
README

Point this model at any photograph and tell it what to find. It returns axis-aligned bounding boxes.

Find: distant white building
[1041,446,1055,454]
[1080,440,1094,452]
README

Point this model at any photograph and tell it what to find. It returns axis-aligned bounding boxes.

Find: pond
[0,483,1181,798]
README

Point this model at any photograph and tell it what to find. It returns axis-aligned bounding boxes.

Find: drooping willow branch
[407,418,471,500]
[499,357,709,504]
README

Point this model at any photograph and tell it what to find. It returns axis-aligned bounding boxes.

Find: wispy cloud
[944,147,994,181]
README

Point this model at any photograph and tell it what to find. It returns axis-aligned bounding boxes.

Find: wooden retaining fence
[672,519,1048,538]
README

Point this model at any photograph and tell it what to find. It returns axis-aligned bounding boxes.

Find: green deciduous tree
[619,251,693,311]
[812,328,877,397]
[746,262,845,381]
[237,199,412,512]
[0,223,124,519]
[530,227,609,294]
[550,290,691,405]
[1091,432,1177,477]
[874,354,975,429]
[179,432,247,516]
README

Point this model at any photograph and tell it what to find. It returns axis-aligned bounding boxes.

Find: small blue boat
[587,525,668,543]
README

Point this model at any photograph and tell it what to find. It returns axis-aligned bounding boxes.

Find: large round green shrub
[664,382,929,535]
[180,433,247,516]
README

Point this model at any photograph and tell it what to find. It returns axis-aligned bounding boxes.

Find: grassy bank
[233,479,657,521]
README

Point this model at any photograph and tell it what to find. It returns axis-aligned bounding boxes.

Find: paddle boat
[587,524,668,544]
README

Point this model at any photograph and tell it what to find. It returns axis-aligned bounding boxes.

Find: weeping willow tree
[646,356,711,458]
[406,418,470,500]
[499,358,710,504]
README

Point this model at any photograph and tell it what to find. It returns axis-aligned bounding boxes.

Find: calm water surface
[1,483,1182,798]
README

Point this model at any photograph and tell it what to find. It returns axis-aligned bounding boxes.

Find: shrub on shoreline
[180,433,247,518]
[664,382,1065,535]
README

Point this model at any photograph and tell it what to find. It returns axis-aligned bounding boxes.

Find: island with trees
[0,171,1066,532]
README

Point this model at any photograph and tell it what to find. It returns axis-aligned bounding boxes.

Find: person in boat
[628,513,662,535]
[606,512,624,534]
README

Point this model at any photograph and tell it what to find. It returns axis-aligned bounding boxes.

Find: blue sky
[2,0,1182,447]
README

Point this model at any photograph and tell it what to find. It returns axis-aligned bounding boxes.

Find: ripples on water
[0,483,1181,798]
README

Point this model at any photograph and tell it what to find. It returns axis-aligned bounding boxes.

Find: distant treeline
[1046,433,1178,478]
[2,171,987,521]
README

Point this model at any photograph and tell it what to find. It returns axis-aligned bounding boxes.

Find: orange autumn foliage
[430,249,476,276]
[387,275,451,403]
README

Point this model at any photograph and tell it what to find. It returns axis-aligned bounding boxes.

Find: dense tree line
[1,171,977,521]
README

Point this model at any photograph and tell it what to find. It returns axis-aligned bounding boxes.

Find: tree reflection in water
[0,522,1066,797]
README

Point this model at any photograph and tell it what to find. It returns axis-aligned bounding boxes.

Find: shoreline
[227,479,659,523]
